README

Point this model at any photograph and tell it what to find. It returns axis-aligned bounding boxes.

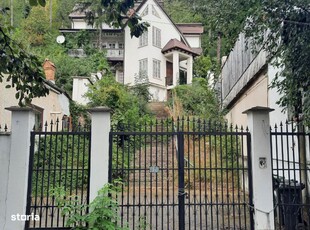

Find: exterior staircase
[147,102,170,119]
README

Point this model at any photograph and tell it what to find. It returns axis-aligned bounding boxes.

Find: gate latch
[178,190,188,197]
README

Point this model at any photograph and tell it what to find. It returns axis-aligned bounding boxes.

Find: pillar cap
[87,106,112,113]
[5,106,35,112]
[242,106,274,114]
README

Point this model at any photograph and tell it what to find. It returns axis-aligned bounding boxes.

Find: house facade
[60,0,203,102]
[220,33,310,187]
[220,33,287,128]
[0,60,71,130]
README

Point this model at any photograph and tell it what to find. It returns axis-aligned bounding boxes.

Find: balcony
[106,49,124,61]
[166,76,173,86]
[68,49,87,58]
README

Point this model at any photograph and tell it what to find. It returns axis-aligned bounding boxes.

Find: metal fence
[271,121,310,230]
[25,120,91,230]
[109,118,254,230]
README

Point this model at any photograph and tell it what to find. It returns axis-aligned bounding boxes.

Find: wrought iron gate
[25,122,91,230]
[109,118,254,229]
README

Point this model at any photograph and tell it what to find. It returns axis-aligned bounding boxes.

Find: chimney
[43,59,56,83]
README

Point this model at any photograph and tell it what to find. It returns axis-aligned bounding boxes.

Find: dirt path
[117,136,252,230]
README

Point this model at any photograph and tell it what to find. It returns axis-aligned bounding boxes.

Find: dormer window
[140,5,149,17]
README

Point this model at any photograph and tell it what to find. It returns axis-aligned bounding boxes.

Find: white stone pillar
[4,107,35,230]
[0,132,11,230]
[88,107,111,202]
[243,106,275,230]
[172,51,179,86]
[187,56,193,84]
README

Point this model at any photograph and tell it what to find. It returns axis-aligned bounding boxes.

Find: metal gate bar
[109,118,254,230]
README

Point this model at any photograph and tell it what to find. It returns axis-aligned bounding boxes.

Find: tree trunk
[50,0,52,28]
[10,0,13,26]
[216,32,222,65]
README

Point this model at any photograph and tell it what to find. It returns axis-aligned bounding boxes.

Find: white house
[60,0,203,103]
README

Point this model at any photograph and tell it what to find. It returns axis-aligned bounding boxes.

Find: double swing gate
[109,118,254,230]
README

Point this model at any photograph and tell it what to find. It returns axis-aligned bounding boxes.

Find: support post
[88,107,111,202]
[3,107,35,230]
[172,51,179,86]
[186,56,193,84]
[243,106,275,230]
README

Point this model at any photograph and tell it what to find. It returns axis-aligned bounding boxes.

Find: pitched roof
[162,39,200,56]
[176,23,204,35]
[134,0,190,47]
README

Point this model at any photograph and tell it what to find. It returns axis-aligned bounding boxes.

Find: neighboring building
[220,33,310,185]
[0,60,71,129]
[60,0,203,102]
[220,33,287,128]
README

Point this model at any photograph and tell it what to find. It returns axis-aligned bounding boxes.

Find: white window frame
[139,31,148,47]
[153,59,161,79]
[152,26,161,48]
[139,58,148,76]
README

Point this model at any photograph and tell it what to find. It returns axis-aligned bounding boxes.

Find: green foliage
[164,0,202,23]
[70,101,90,128]
[86,75,153,127]
[27,31,110,93]
[170,78,223,121]
[193,55,214,79]
[53,181,128,230]
[80,0,149,38]
[32,134,90,195]
[0,12,49,105]
[242,0,310,124]
[20,6,50,46]
[29,0,47,7]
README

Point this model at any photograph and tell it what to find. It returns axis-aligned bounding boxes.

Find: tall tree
[80,0,149,38]
[191,0,310,124]
[0,0,148,105]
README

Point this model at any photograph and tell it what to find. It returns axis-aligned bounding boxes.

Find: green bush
[169,78,223,121]
[32,134,90,196]
[86,75,153,127]
[53,181,128,230]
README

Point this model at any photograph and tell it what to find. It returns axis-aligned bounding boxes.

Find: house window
[140,5,148,17]
[139,31,148,47]
[108,43,116,48]
[152,26,161,48]
[152,5,160,18]
[153,59,161,79]
[32,106,44,131]
[117,71,124,84]
[139,58,148,76]
[118,43,124,49]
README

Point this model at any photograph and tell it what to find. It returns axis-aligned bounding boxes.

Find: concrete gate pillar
[243,106,275,230]
[88,107,111,202]
[3,106,35,230]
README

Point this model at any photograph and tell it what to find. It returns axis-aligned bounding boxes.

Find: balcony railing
[68,49,87,58]
[166,76,173,86]
[106,49,124,59]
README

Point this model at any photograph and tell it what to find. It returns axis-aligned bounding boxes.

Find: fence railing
[25,121,91,229]
[270,121,310,230]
